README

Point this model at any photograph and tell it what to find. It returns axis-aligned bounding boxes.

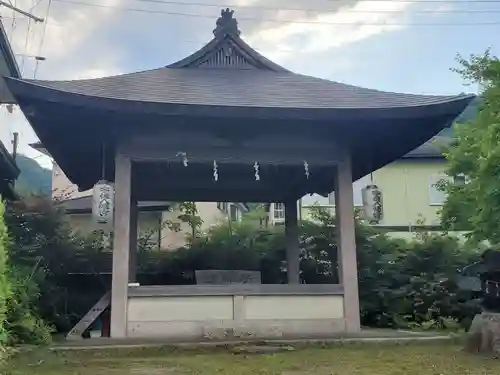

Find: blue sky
[0,0,498,168]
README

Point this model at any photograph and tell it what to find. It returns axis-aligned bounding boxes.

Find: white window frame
[229,204,239,222]
[453,173,470,186]
[217,202,228,213]
[352,175,372,207]
[428,174,451,206]
[301,193,331,207]
[273,202,285,223]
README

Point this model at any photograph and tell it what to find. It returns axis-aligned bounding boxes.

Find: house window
[229,205,238,221]
[352,175,372,206]
[454,173,468,186]
[428,174,449,206]
[217,202,228,213]
[274,203,285,220]
[301,194,329,206]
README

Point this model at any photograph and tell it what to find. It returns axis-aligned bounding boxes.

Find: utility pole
[0,1,44,23]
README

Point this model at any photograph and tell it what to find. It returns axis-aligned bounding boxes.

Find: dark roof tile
[26,68,466,110]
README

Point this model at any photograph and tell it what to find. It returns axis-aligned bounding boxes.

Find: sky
[0,0,498,170]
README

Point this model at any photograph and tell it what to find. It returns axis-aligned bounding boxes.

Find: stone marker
[465,312,500,355]
[461,250,500,355]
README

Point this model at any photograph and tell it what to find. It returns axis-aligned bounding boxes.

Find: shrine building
[5,9,474,340]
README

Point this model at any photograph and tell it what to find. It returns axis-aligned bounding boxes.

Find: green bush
[0,201,10,360]
[163,208,481,330]
[4,198,483,334]
[5,266,53,345]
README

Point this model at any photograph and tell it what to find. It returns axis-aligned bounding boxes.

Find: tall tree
[440,50,500,244]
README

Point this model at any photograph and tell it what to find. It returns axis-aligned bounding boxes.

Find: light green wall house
[270,131,463,239]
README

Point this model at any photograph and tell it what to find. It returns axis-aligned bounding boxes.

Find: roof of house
[5,9,472,118]
[59,195,249,215]
[0,20,21,199]
[403,135,452,159]
[58,195,171,214]
[0,19,21,104]
[0,138,19,200]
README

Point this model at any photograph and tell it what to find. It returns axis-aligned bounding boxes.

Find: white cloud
[4,0,124,78]
[246,0,413,63]
[0,0,126,169]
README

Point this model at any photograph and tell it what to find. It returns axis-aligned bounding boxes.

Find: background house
[0,19,21,200]
[30,142,248,249]
[268,127,470,238]
[268,98,479,236]
[297,135,453,238]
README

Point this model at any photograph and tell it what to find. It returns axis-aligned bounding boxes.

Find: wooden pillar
[334,157,361,333]
[285,199,300,284]
[110,152,132,338]
[129,200,138,283]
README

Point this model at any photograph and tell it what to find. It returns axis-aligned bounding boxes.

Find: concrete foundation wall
[126,285,346,340]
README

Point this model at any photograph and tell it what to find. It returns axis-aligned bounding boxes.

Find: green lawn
[4,342,500,375]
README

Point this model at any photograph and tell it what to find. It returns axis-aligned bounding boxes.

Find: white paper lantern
[362,184,383,224]
[92,180,115,225]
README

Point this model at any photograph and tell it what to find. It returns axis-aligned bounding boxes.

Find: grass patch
[3,341,500,375]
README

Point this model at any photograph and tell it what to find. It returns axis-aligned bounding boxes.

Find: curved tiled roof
[21,68,468,110]
[6,8,471,114]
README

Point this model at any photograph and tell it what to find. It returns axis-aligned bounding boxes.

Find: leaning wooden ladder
[66,292,110,340]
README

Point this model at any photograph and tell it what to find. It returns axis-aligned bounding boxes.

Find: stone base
[465,312,500,356]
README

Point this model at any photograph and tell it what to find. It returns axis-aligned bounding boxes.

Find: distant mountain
[15,154,52,196]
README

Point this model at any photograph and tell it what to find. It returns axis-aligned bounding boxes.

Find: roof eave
[5,78,476,122]
[401,154,446,160]
[0,20,21,105]
[1,181,19,201]
[0,140,20,179]
[29,141,51,157]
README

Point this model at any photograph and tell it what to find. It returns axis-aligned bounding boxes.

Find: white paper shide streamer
[213,160,219,181]
[253,161,260,181]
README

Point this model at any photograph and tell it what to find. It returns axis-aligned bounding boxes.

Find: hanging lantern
[92,180,115,225]
[362,184,383,224]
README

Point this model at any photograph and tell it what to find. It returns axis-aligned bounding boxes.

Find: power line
[34,0,52,78]
[127,0,500,14]
[8,0,17,43]
[51,0,500,25]
[128,0,500,4]
[30,0,44,10]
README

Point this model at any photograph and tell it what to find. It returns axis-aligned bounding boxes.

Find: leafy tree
[177,202,203,240]
[440,50,500,244]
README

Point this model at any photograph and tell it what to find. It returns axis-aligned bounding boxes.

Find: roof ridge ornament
[213,8,241,39]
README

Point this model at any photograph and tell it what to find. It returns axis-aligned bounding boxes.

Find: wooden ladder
[66,291,110,340]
